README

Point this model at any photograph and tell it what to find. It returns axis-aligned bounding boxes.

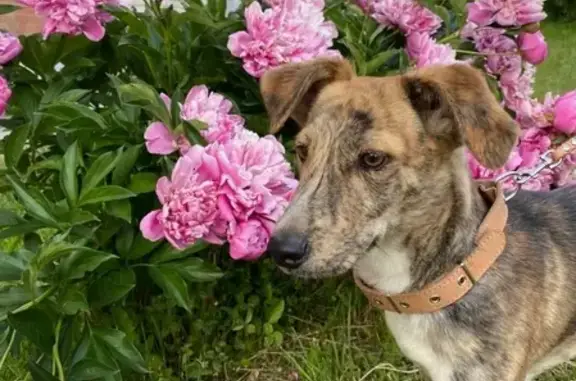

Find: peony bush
[0,0,575,379]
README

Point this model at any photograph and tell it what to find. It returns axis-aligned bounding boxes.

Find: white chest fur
[385,312,455,381]
[354,244,457,381]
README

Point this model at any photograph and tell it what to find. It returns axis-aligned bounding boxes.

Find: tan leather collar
[354,182,508,314]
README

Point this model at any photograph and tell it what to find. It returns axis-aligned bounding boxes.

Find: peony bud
[553,91,576,134]
[517,31,548,65]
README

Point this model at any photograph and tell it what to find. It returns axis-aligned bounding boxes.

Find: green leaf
[150,240,210,264]
[92,328,148,373]
[8,309,54,352]
[56,89,91,103]
[35,240,82,269]
[61,141,80,207]
[69,359,119,380]
[81,150,121,196]
[0,221,43,240]
[28,361,59,381]
[433,5,452,27]
[182,7,216,27]
[127,172,158,194]
[115,225,134,258]
[124,234,162,261]
[4,123,31,169]
[105,199,131,223]
[448,0,467,13]
[27,156,62,175]
[23,232,42,252]
[148,266,190,312]
[0,254,26,281]
[111,145,141,186]
[0,209,23,227]
[60,286,89,315]
[6,175,58,227]
[365,49,400,74]
[171,258,223,282]
[183,121,207,146]
[116,83,171,126]
[0,287,31,307]
[60,249,116,280]
[266,299,285,324]
[65,210,99,226]
[0,4,21,14]
[88,268,136,308]
[78,186,135,206]
[40,102,107,130]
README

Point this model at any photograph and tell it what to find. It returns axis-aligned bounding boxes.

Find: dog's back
[477,186,576,380]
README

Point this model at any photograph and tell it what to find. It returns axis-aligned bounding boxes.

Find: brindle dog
[260,58,576,381]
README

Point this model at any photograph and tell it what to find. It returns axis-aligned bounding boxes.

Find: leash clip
[495,149,566,201]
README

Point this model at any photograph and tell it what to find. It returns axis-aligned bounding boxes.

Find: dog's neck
[355,151,490,294]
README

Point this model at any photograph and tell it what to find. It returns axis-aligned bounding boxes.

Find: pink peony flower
[140,146,226,248]
[554,153,576,187]
[552,91,576,134]
[366,0,442,35]
[406,33,457,68]
[466,0,546,27]
[144,122,178,155]
[467,148,522,185]
[500,63,535,116]
[140,130,298,260]
[0,32,23,65]
[143,95,190,155]
[19,0,116,41]
[517,31,548,65]
[227,0,340,77]
[467,25,506,51]
[180,85,245,143]
[517,127,551,168]
[160,92,171,109]
[483,34,522,85]
[207,134,297,227]
[0,76,11,115]
[515,92,556,130]
[228,219,271,260]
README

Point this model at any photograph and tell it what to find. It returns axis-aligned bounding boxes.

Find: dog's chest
[385,312,455,381]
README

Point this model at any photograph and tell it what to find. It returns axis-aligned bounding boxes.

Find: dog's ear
[260,58,355,134]
[402,63,519,169]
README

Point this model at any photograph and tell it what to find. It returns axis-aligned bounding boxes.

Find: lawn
[534,21,576,98]
[1,20,576,381]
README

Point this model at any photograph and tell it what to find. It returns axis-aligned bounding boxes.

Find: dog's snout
[267,232,310,269]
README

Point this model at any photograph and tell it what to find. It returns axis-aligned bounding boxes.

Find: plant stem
[52,318,65,381]
[0,286,57,322]
[439,31,460,43]
[0,330,16,373]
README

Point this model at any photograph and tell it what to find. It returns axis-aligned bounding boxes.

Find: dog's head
[261,58,518,278]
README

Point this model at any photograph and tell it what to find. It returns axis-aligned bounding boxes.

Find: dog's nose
[267,232,310,269]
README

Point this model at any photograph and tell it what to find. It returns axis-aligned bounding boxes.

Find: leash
[496,136,576,201]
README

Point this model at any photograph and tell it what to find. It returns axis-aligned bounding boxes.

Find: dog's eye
[295,144,308,162]
[359,151,389,170]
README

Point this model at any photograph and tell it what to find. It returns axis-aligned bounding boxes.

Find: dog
[259,58,576,381]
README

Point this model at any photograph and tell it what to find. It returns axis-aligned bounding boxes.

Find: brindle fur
[260,58,576,381]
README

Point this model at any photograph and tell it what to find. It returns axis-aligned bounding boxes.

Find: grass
[1,19,576,381]
[534,21,576,98]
